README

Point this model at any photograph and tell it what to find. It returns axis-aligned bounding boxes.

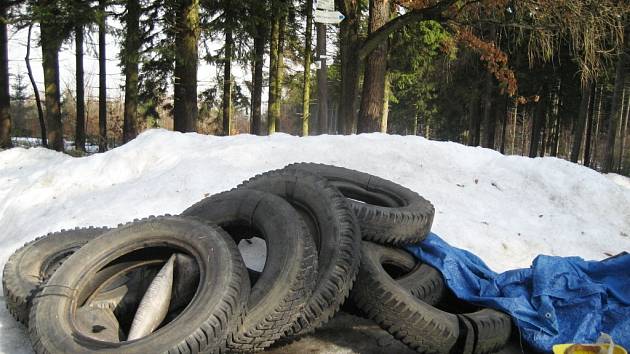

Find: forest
[0,0,629,175]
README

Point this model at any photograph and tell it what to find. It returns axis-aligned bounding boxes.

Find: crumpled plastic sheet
[406,233,630,353]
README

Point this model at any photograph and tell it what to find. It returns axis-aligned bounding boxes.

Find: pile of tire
[2,163,512,354]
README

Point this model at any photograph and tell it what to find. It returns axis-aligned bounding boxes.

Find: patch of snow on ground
[607,173,630,190]
[1,129,629,353]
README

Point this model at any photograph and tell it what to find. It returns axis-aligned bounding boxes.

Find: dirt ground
[265,312,526,354]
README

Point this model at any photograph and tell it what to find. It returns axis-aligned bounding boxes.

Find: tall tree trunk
[25,25,46,146]
[468,95,481,146]
[381,72,389,133]
[75,26,86,151]
[619,92,630,172]
[301,0,313,136]
[337,0,360,134]
[173,0,199,133]
[358,0,390,133]
[274,13,286,131]
[98,0,108,152]
[481,72,495,149]
[603,25,629,172]
[123,0,140,143]
[584,83,597,167]
[222,22,233,136]
[316,23,328,135]
[499,97,511,154]
[267,1,281,134]
[251,30,264,135]
[570,81,593,163]
[529,86,547,158]
[0,2,10,148]
[41,8,64,151]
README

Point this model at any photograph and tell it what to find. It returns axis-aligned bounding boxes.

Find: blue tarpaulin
[406,233,630,353]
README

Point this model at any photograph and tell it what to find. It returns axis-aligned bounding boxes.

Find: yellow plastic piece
[552,343,628,354]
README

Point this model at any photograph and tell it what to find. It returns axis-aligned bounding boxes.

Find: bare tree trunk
[316,23,328,135]
[570,81,593,163]
[468,95,481,146]
[75,26,86,150]
[25,25,46,146]
[41,8,64,151]
[222,22,233,135]
[267,1,281,134]
[584,83,597,167]
[337,0,360,134]
[250,29,265,135]
[603,25,628,172]
[173,0,199,133]
[358,0,390,133]
[123,0,140,143]
[529,86,547,158]
[0,3,11,148]
[98,0,108,152]
[619,92,630,172]
[481,72,495,149]
[499,97,511,154]
[301,0,313,136]
[381,72,389,133]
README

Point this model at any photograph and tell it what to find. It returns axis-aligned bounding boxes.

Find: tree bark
[251,29,264,135]
[123,0,140,143]
[603,25,629,172]
[25,25,46,146]
[98,0,108,152]
[173,0,199,133]
[481,71,495,149]
[267,1,281,134]
[499,97,511,154]
[316,23,328,135]
[619,92,630,172]
[336,0,360,134]
[222,19,233,136]
[301,0,313,136]
[0,2,11,148]
[570,81,593,163]
[584,84,597,167]
[529,86,547,158]
[274,13,286,131]
[41,4,64,152]
[468,94,481,146]
[75,26,86,151]
[358,0,390,133]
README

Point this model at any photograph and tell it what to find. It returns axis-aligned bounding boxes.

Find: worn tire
[183,189,318,351]
[2,226,108,325]
[460,309,512,354]
[286,163,434,245]
[352,241,461,353]
[239,168,361,336]
[28,216,249,354]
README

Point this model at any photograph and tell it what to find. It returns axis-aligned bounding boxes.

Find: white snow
[1,129,629,353]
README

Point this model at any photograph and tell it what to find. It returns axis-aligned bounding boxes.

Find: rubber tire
[238,168,361,335]
[182,189,318,352]
[2,226,109,325]
[28,216,249,354]
[351,241,461,354]
[461,309,512,354]
[286,163,435,245]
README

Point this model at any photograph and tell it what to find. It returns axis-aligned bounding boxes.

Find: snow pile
[1,129,629,353]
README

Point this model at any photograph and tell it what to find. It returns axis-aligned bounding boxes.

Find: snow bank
[1,129,629,353]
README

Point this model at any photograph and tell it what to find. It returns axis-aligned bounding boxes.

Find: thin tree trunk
[358,0,390,133]
[250,30,264,135]
[584,83,597,167]
[301,0,313,136]
[173,0,199,133]
[25,25,46,146]
[570,81,593,163]
[593,84,604,168]
[316,23,328,135]
[41,10,64,151]
[619,92,630,172]
[123,0,140,143]
[267,2,281,134]
[381,72,389,133]
[529,86,547,158]
[499,97,511,154]
[98,0,108,152]
[337,0,360,134]
[0,3,11,148]
[511,103,517,154]
[603,25,629,172]
[75,26,86,151]
[468,95,481,146]
[274,13,286,132]
[481,72,495,149]
[222,22,233,135]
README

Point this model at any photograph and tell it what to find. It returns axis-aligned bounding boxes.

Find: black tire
[2,226,109,325]
[461,309,512,354]
[352,241,461,353]
[285,163,435,245]
[238,169,361,335]
[182,189,318,351]
[28,216,249,354]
